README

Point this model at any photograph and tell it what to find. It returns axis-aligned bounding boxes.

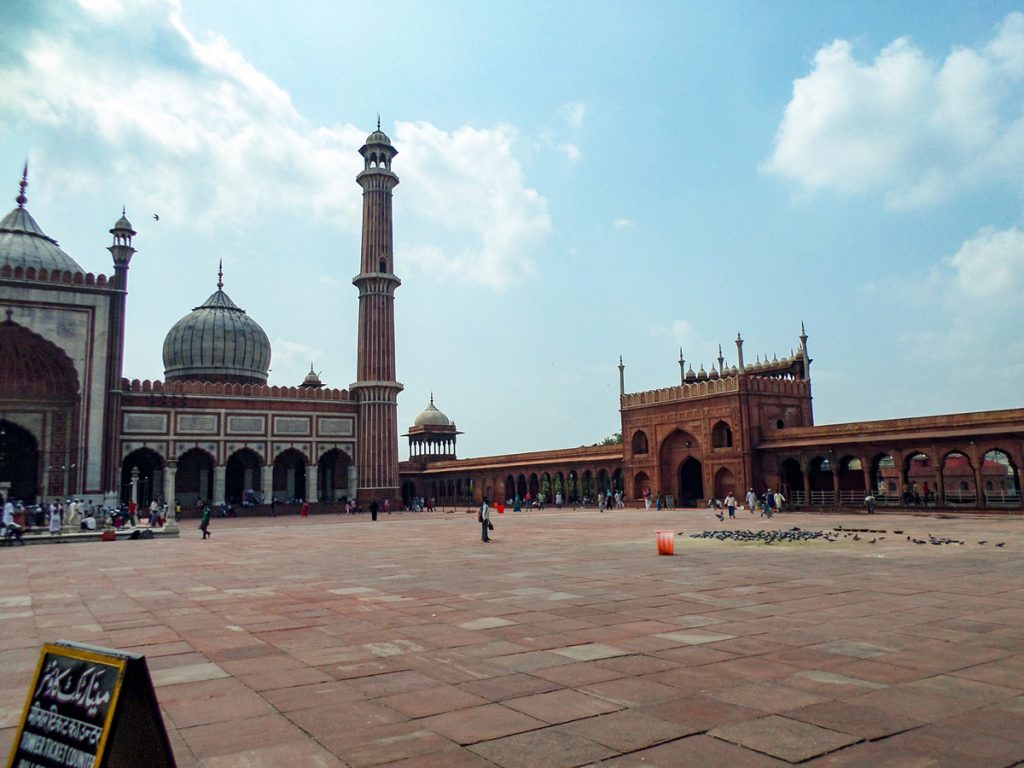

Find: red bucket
[656,530,674,556]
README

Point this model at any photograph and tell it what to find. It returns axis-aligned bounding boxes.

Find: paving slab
[3,509,1024,766]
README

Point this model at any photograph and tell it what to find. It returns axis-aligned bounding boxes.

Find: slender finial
[377,113,381,130]
[122,205,125,216]
[429,391,434,406]
[16,161,28,208]
[217,259,223,290]
[310,362,315,373]
[800,320,807,337]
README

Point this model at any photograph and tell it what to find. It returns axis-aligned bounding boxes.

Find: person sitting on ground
[80,512,97,531]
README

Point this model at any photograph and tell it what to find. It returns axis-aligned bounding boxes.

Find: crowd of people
[0,493,175,544]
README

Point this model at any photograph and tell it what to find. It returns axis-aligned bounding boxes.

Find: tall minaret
[103,207,137,495]
[351,121,403,501]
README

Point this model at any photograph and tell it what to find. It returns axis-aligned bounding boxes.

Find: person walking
[301,499,310,518]
[513,494,522,513]
[480,497,491,542]
[370,498,379,521]
[199,505,211,539]
[745,488,757,514]
[725,492,737,519]
[773,489,786,514]
[555,491,563,509]
[270,497,277,517]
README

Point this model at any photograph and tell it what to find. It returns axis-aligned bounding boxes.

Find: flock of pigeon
[688,526,1007,548]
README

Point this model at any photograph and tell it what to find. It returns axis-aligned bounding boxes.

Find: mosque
[1,128,1022,514]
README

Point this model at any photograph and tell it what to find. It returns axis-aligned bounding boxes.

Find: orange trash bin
[656,530,675,555]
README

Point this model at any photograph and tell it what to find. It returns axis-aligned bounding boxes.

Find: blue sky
[2,1,1022,457]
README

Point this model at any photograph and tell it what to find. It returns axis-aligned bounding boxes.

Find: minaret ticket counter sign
[7,641,175,768]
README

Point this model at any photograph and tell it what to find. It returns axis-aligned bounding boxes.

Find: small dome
[0,168,85,274]
[414,395,452,427]
[111,209,135,236]
[0,208,84,274]
[365,129,392,147]
[300,364,323,389]
[162,268,271,384]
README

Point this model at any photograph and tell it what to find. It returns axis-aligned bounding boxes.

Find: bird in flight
[153,213,160,221]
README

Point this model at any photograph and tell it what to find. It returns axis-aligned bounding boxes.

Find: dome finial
[377,113,381,131]
[16,161,28,208]
[217,259,223,290]
[429,391,434,405]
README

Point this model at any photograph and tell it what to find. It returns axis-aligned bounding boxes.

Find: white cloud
[763,12,1024,208]
[0,1,551,290]
[613,218,634,229]
[396,121,551,289]
[270,339,321,383]
[559,101,586,129]
[561,143,583,163]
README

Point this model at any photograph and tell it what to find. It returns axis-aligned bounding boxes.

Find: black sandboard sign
[7,640,176,768]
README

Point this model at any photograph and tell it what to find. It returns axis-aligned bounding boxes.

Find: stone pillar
[936,471,945,507]
[348,465,358,500]
[212,465,226,506]
[262,465,274,504]
[802,459,811,505]
[306,464,319,505]
[286,467,295,500]
[164,461,177,511]
[130,467,139,505]
[861,460,872,499]
[973,462,986,507]
[199,467,210,503]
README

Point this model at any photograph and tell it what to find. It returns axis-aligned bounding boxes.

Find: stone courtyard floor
[2,506,1024,767]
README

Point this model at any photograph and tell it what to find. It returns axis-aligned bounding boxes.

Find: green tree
[599,431,623,445]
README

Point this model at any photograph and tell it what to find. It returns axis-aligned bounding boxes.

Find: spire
[735,332,746,374]
[16,161,27,208]
[717,343,725,373]
[377,113,381,130]
[678,348,685,386]
[618,356,625,397]
[217,259,224,290]
[429,391,434,406]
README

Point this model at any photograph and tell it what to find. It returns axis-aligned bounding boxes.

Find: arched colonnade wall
[756,410,1024,509]
[118,389,360,512]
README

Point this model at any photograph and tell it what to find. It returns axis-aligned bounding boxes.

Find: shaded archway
[516,474,527,498]
[838,455,865,503]
[613,468,624,493]
[871,453,898,502]
[504,475,516,502]
[631,430,649,455]
[0,421,40,504]
[714,467,735,499]
[679,457,703,505]
[401,480,416,506]
[176,448,214,509]
[781,458,804,504]
[659,429,700,503]
[318,448,351,503]
[941,451,974,505]
[808,456,835,504]
[273,449,307,502]
[226,448,262,505]
[528,473,539,498]
[633,471,650,500]
[711,421,733,449]
[904,452,938,505]
[121,448,163,507]
[982,449,1020,506]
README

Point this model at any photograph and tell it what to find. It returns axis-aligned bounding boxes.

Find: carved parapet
[622,376,739,408]
[121,378,351,400]
[1,264,110,288]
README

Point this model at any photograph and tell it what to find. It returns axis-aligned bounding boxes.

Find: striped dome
[162,275,271,385]
[0,206,84,274]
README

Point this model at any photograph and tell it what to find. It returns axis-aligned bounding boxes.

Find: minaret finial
[122,205,126,216]
[16,161,28,208]
[377,113,381,131]
[217,259,223,290]
[429,391,434,405]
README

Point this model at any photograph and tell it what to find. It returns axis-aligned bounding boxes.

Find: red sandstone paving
[4,509,1024,766]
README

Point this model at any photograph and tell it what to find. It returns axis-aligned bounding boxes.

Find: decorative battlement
[1,263,111,287]
[622,373,810,409]
[120,378,351,400]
